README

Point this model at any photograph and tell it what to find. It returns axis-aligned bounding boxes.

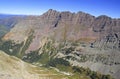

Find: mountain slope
[0,25,9,37]
[1,9,120,79]
[0,14,26,28]
[0,50,114,79]
[3,9,120,47]
[0,14,26,38]
[0,50,70,79]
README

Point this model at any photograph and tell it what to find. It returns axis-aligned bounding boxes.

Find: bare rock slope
[2,9,120,79]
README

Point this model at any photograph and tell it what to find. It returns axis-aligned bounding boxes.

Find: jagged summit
[3,9,120,43]
[2,9,120,58]
[45,9,94,17]
[97,15,112,18]
[1,9,120,79]
[45,9,118,19]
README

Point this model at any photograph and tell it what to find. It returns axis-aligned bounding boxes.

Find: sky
[0,0,120,18]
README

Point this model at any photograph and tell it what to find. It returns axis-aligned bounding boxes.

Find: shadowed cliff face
[1,9,120,79]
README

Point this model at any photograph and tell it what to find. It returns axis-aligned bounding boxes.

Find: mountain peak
[48,9,56,11]
[97,15,112,19]
[1,9,120,79]
[46,9,59,14]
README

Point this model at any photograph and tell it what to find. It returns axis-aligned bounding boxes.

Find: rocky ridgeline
[1,9,120,79]
[3,9,120,46]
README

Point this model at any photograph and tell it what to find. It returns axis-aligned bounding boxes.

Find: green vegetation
[47,58,70,67]
[62,46,75,55]
[23,39,57,64]
[18,30,34,58]
[23,49,40,63]
[0,50,69,79]
[23,49,51,64]
[0,25,9,37]
[0,30,34,58]
[0,36,115,79]
[72,66,114,79]
[0,40,23,57]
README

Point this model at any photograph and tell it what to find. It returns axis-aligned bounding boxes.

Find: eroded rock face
[3,9,120,50]
[2,9,120,79]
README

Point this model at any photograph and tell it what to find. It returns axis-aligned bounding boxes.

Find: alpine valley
[0,9,120,79]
